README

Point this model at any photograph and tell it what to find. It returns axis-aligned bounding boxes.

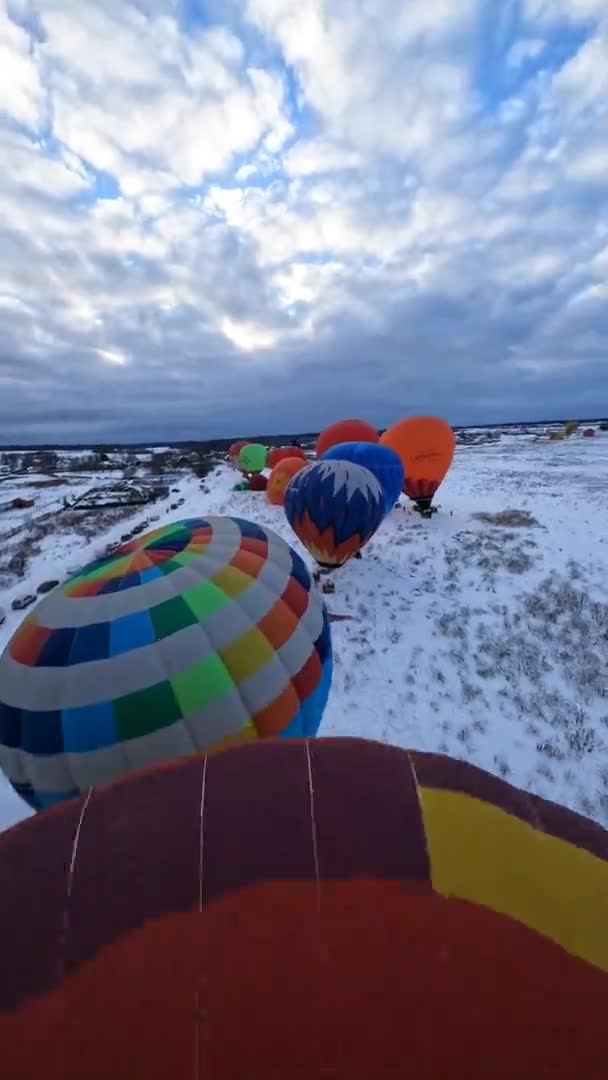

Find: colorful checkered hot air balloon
[0,517,332,810]
[1,739,607,1079]
[284,460,385,570]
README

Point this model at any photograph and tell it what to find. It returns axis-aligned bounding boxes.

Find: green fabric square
[172,653,234,714]
[170,551,200,567]
[182,579,228,620]
[77,553,131,585]
[157,559,181,575]
[150,595,198,639]
[115,680,182,739]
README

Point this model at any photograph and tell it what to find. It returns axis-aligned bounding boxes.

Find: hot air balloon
[322,441,404,515]
[0,518,332,811]
[583,429,596,438]
[238,443,267,474]
[381,416,455,516]
[248,473,268,491]
[229,441,250,467]
[284,460,384,570]
[1,738,607,1080]
[232,480,250,491]
[550,432,565,441]
[267,457,307,506]
[268,446,307,470]
[565,421,578,437]
[316,419,378,459]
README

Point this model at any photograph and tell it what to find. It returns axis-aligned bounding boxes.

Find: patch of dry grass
[473,509,541,528]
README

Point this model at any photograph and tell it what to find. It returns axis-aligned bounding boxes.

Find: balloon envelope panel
[0,517,332,810]
[322,441,404,513]
[1,739,607,1080]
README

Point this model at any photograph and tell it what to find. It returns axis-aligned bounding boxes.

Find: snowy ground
[1,429,607,832]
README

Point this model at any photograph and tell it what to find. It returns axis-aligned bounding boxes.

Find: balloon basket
[312,568,336,595]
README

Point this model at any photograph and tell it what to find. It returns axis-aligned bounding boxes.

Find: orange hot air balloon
[229,440,248,462]
[381,416,455,516]
[268,446,307,470]
[316,419,378,458]
[267,456,307,506]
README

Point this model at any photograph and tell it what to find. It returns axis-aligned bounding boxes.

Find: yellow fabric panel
[211,564,251,598]
[220,626,276,683]
[420,787,608,974]
[207,723,258,754]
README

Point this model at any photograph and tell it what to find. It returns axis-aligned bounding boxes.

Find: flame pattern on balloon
[284,461,385,569]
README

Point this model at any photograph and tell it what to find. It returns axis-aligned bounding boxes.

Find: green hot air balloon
[238,443,267,474]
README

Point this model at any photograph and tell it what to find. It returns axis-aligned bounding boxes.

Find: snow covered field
[1,429,607,832]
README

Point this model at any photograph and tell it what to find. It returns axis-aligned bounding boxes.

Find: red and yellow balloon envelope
[267,456,307,506]
[0,517,332,810]
[381,415,455,515]
[284,460,385,570]
[1,738,607,1080]
[316,418,378,458]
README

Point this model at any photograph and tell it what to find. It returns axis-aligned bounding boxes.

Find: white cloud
[24,4,293,190]
[0,0,607,442]
[2,129,88,198]
[523,0,605,23]
[244,0,476,169]
[285,138,361,176]
[0,10,45,128]
[219,316,278,350]
[95,346,128,366]
[565,141,608,182]
[506,38,544,68]
[551,29,608,112]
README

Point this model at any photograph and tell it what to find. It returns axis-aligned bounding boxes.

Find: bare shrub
[505,549,534,575]
[536,740,565,761]
[523,576,608,700]
[537,762,555,783]
[475,627,550,682]
[473,509,541,528]
[495,757,512,779]
[460,678,482,703]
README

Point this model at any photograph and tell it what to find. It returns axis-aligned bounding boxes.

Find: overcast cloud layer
[1,0,607,443]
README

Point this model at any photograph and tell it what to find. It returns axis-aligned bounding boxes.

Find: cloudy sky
[1,0,607,444]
